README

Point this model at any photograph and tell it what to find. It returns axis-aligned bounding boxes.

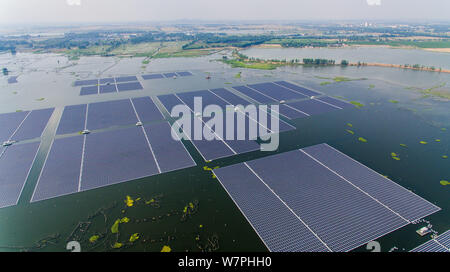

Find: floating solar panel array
[410,230,450,252]
[142,71,193,80]
[75,76,143,96]
[213,143,441,252]
[32,97,195,202]
[8,76,18,84]
[157,88,295,161]
[232,81,352,120]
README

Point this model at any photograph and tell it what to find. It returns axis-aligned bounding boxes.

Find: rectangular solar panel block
[436,230,450,246]
[274,81,321,97]
[144,122,196,173]
[81,127,160,191]
[213,163,330,252]
[74,79,98,86]
[287,99,339,116]
[99,78,115,84]
[131,97,164,123]
[248,82,307,101]
[410,230,450,252]
[117,81,143,92]
[87,99,138,130]
[99,84,117,94]
[0,111,29,143]
[56,104,87,135]
[163,73,178,78]
[142,74,164,80]
[12,108,54,141]
[0,142,40,208]
[233,85,277,104]
[157,94,185,115]
[317,96,353,109]
[301,144,441,222]
[277,104,309,120]
[210,88,251,106]
[31,136,83,202]
[80,85,98,96]
[8,76,18,84]
[176,71,193,77]
[115,76,138,83]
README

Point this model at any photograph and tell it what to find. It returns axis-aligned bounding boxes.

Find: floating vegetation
[442,128,447,131]
[346,129,355,135]
[400,144,407,148]
[440,180,449,186]
[391,152,400,161]
[196,234,220,252]
[161,245,171,252]
[442,155,448,159]
[234,72,242,78]
[12,91,18,94]
[350,101,364,108]
[435,139,441,142]
[389,100,399,104]
[419,141,428,145]
[368,84,375,89]
[111,219,120,234]
[67,222,91,242]
[112,242,123,249]
[358,137,368,143]
[129,233,140,242]
[320,81,331,86]
[89,235,100,243]
[224,82,232,84]
[35,98,45,101]
[347,123,353,127]
[124,195,134,207]
[181,200,199,222]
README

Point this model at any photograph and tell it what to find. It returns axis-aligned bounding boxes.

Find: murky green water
[0,51,448,252]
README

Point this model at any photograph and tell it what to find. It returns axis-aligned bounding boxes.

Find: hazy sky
[0,0,449,24]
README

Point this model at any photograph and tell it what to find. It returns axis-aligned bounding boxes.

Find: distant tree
[2,68,8,76]
[340,60,349,66]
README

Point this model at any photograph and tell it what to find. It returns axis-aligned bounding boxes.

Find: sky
[0,0,449,24]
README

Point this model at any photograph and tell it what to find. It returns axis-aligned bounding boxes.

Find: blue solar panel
[74,79,98,86]
[213,163,330,252]
[212,143,440,252]
[157,94,185,115]
[163,73,178,78]
[99,78,115,84]
[12,108,54,141]
[0,111,29,143]
[8,76,18,84]
[80,127,159,191]
[274,81,321,97]
[31,136,83,202]
[143,122,196,172]
[410,230,450,252]
[248,82,307,101]
[115,76,138,83]
[209,88,251,106]
[86,99,137,130]
[117,81,143,92]
[436,230,450,246]
[99,84,117,94]
[176,71,193,77]
[80,85,98,96]
[142,74,164,80]
[317,96,353,109]
[286,99,339,116]
[277,104,309,120]
[131,97,164,123]
[301,144,441,221]
[232,85,277,104]
[0,142,40,208]
[57,104,87,135]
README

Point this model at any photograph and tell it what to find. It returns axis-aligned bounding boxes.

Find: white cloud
[366,0,381,6]
[67,0,81,6]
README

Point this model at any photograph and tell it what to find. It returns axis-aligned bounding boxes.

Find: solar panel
[0,142,40,208]
[57,104,87,135]
[286,99,340,116]
[115,76,138,83]
[248,82,307,101]
[0,111,29,143]
[80,127,159,191]
[8,76,18,84]
[213,163,330,252]
[31,136,83,202]
[74,79,98,86]
[213,143,441,252]
[80,85,98,96]
[131,97,164,123]
[410,230,450,252]
[176,71,193,77]
[86,99,138,130]
[277,104,309,120]
[274,81,321,97]
[99,78,115,84]
[317,96,353,109]
[116,81,143,92]
[209,88,251,106]
[99,84,117,94]
[163,73,178,78]
[143,122,196,172]
[142,74,164,80]
[12,108,54,141]
[232,85,277,104]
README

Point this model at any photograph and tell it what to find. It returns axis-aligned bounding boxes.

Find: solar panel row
[213,143,441,252]
[80,81,143,96]
[142,71,193,80]
[410,230,450,252]
[0,108,54,143]
[75,76,140,87]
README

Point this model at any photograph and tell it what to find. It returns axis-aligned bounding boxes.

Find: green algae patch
[368,84,375,89]
[392,156,400,161]
[441,128,447,131]
[125,195,134,207]
[119,217,130,223]
[388,100,399,104]
[234,72,242,79]
[435,139,441,142]
[358,137,368,143]
[112,242,123,249]
[346,129,355,135]
[129,233,139,242]
[161,245,171,252]
[391,152,400,161]
[35,98,45,101]
[400,143,407,148]
[350,101,364,108]
[320,81,331,86]
[347,123,353,127]
[442,155,448,159]
[89,235,99,243]
[111,219,120,234]
[440,180,449,186]
[419,141,428,145]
